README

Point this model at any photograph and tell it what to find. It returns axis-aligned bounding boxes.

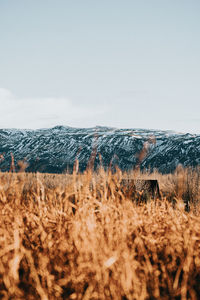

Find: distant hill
[0,125,199,173]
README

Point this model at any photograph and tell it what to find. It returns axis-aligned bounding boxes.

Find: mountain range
[0,125,200,174]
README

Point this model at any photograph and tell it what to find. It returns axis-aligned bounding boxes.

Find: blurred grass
[0,167,200,299]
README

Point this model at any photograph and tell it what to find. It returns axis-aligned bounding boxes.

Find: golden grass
[0,167,200,299]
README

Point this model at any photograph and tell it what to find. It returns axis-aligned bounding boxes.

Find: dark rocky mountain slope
[0,126,199,173]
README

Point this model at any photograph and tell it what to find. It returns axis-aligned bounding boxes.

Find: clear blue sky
[0,0,200,133]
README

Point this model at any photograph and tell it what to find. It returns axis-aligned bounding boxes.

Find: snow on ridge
[0,126,199,174]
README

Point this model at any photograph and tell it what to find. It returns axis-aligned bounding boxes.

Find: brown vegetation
[0,167,200,299]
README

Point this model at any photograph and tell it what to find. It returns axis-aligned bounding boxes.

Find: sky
[0,0,200,133]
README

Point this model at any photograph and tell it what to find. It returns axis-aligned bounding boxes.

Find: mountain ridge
[0,126,199,173]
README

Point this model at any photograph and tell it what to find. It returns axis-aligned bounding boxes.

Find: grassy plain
[0,167,200,299]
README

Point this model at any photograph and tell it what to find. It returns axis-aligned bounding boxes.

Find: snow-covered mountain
[0,125,199,173]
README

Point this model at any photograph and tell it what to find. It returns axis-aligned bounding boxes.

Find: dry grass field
[0,167,200,299]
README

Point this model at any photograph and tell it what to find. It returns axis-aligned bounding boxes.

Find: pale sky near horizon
[0,0,200,133]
